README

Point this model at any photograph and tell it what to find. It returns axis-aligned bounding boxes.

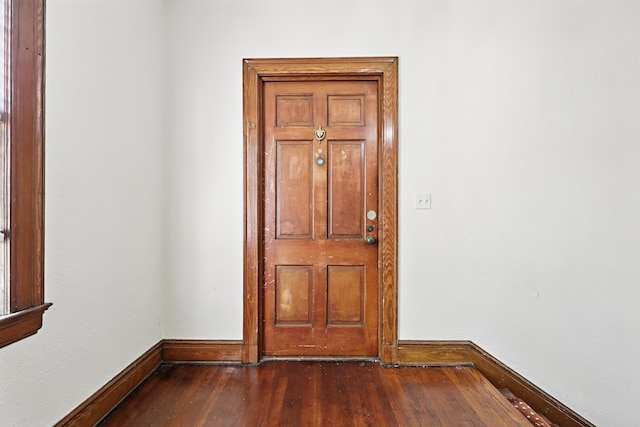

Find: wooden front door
[262,80,379,357]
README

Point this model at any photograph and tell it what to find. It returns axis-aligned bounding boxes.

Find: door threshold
[260,356,381,364]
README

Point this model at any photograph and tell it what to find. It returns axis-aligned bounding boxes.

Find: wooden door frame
[242,57,399,365]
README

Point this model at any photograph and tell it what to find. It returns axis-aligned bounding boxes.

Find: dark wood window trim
[0,0,50,349]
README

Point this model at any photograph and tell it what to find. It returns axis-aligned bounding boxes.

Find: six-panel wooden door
[263,80,379,357]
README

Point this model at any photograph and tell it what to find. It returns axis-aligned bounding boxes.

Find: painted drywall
[1,1,636,426]
[0,0,166,426]
[164,1,640,426]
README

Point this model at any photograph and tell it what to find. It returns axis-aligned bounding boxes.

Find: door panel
[276,141,313,239]
[276,95,314,126]
[327,266,365,325]
[328,95,365,126]
[328,140,364,239]
[263,80,378,357]
[275,265,312,325]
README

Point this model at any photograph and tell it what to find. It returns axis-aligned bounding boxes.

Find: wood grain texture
[55,342,163,427]
[327,140,365,238]
[379,58,399,366]
[398,340,476,367]
[397,340,596,427]
[243,57,399,364]
[468,342,595,427]
[100,361,531,427]
[163,340,243,364]
[242,59,261,364]
[0,0,50,349]
[0,303,51,348]
[58,340,594,426]
[274,140,313,238]
[10,0,45,310]
[262,80,378,357]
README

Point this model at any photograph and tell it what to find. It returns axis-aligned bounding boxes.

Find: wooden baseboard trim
[163,339,243,364]
[398,340,594,427]
[398,340,476,367]
[55,341,163,427]
[58,339,595,427]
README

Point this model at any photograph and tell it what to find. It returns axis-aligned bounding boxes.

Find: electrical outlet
[415,193,431,210]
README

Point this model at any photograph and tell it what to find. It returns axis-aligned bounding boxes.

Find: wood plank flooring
[100,361,531,426]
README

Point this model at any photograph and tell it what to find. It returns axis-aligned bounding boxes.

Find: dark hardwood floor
[100,361,531,426]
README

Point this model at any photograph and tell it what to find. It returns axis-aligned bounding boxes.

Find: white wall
[0,1,166,426]
[1,1,637,426]
[164,1,640,426]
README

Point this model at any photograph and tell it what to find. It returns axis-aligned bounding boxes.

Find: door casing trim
[242,57,399,364]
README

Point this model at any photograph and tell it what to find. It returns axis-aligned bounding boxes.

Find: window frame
[0,0,49,349]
